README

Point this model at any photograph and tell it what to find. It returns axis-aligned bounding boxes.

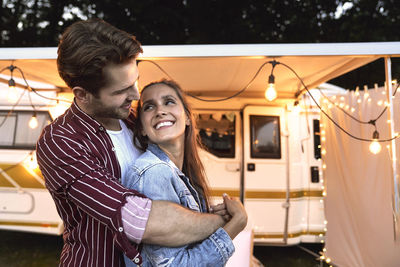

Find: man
[36,19,247,267]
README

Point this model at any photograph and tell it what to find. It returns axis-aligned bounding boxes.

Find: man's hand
[210,202,231,222]
[222,193,248,240]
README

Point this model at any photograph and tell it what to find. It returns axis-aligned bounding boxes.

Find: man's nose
[129,84,140,100]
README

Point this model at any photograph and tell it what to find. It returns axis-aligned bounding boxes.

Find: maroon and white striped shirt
[37,100,149,267]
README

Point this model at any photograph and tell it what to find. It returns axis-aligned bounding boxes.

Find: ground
[0,230,329,266]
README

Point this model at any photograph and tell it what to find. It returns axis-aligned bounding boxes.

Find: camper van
[190,90,331,245]
[0,81,65,235]
[0,73,337,244]
[0,43,398,245]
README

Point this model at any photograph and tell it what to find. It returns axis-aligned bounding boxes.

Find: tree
[0,0,398,88]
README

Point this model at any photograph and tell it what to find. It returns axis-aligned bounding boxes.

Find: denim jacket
[122,143,234,267]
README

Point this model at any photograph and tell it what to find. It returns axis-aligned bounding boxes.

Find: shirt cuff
[121,195,152,244]
[209,227,235,262]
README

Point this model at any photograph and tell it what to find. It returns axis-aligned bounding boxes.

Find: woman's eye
[166,99,176,105]
[142,104,153,111]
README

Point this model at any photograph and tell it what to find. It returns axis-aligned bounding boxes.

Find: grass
[0,230,62,267]
[0,230,328,267]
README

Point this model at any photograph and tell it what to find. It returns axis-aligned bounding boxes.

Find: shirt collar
[68,99,136,133]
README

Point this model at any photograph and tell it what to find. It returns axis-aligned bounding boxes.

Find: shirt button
[112,147,116,151]
[118,227,123,232]
[134,258,140,263]
[99,126,104,131]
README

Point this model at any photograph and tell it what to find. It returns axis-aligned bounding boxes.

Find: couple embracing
[37,19,247,267]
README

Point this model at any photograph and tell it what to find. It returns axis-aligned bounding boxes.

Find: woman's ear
[141,129,147,137]
[185,115,191,126]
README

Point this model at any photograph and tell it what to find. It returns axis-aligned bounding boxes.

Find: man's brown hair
[57,18,142,96]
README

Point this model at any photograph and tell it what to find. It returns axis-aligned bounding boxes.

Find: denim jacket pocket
[179,189,200,211]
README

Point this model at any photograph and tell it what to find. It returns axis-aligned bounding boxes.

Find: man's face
[88,59,139,130]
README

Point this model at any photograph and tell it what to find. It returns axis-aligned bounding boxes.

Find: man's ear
[72,86,90,103]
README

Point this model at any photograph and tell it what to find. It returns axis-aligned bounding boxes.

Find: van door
[195,111,241,204]
[243,105,289,244]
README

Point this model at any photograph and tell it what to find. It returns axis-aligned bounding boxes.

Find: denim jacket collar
[147,143,185,176]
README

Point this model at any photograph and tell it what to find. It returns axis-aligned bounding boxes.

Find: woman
[122,79,247,266]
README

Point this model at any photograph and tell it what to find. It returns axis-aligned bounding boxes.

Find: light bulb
[265,74,277,101]
[369,130,381,154]
[29,113,39,129]
[369,140,381,154]
[7,78,18,103]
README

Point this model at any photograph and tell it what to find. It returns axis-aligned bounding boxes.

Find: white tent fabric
[321,85,400,267]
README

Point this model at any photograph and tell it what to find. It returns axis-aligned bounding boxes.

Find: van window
[313,119,321,159]
[250,115,281,159]
[196,112,235,158]
[0,111,51,149]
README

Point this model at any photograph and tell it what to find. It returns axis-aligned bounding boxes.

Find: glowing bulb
[369,140,381,154]
[265,74,277,101]
[7,78,18,103]
[29,113,39,129]
[355,87,360,96]
[369,130,381,154]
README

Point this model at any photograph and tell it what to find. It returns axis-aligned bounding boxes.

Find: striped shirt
[36,100,150,267]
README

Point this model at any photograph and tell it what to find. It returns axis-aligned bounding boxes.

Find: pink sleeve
[121,195,152,244]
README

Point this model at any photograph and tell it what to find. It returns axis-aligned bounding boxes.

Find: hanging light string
[2,61,398,143]
[138,59,276,102]
[316,82,399,126]
[0,87,27,128]
[12,65,71,103]
[277,61,400,143]
[0,150,36,175]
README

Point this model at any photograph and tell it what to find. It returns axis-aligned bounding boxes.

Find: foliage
[0,0,399,87]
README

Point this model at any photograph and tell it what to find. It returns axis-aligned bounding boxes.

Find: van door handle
[247,163,255,171]
[226,163,240,172]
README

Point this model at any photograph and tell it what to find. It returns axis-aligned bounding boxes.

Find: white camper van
[0,43,398,245]
[190,89,333,245]
[0,80,65,235]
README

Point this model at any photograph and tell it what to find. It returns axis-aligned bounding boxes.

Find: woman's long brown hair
[134,79,211,210]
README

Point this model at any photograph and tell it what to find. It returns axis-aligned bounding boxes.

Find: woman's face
[139,84,188,147]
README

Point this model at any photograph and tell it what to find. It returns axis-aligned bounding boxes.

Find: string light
[7,78,18,103]
[265,74,277,101]
[29,112,39,129]
[6,65,19,104]
[369,130,381,154]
